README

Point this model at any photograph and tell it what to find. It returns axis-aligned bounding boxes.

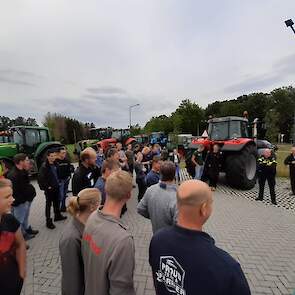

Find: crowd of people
[2,141,295,294]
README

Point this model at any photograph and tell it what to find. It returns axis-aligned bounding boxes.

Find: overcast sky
[1,0,295,128]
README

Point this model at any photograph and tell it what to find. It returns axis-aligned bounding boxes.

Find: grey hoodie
[137,182,178,233]
[82,210,135,295]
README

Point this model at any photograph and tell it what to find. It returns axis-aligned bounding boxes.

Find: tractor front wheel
[225,145,257,190]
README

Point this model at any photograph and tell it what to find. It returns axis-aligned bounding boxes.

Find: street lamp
[285,19,295,141]
[129,104,140,129]
[285,19,295,35]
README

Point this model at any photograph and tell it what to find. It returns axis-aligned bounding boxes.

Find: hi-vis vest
[258,156,277,167]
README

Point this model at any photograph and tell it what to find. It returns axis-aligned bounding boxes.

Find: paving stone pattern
[22,175,295,295]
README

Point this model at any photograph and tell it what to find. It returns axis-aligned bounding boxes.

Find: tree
[171,99,204,135]
[26,117,38,126]
[130,124,143,136]
[13,116,26,126]
[265,109,280,143]
[144,115,173,134]
[0,116,12,131]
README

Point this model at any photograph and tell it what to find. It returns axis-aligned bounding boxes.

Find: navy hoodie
[149,225,251,295]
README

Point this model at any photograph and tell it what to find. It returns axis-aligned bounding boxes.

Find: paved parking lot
[22,177,295,295]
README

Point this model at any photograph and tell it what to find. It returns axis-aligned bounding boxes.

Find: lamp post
[129,104,140,129]
[285,19,295,142]
[285,19,295,35]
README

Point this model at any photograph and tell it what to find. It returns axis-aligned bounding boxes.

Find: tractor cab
[112,129,130,142]
[134,134,149,145]
[0,126,62,173]
[10,126,50,156]
[89,127,112,140]
[150,132,167,146]
[0,131,12,143]
[208,117,250,141]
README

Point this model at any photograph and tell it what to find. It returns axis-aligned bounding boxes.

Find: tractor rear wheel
[225,145,257,190]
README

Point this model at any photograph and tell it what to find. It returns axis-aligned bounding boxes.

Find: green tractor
[0,126,62,174]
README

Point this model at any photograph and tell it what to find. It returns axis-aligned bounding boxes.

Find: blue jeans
[59,178,70,209]
[195,165,204,180]
[175,164,180,180]
[12,202,30,235]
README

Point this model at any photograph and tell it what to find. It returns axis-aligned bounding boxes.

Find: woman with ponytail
[59,188,100,295]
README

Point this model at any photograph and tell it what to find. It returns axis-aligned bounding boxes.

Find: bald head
[80,147,97,167]
[263,149,272,158]
[177,180,213,230]
[177,180,212,207]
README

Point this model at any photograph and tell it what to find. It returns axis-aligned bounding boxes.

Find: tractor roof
[11,125,49,130]
[209,116,248,123]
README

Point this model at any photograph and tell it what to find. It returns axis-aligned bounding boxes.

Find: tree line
[43,113,96,144]
[143,86,295,143]
[0,116,38,130]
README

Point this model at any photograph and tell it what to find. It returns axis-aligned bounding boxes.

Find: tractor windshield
[13,128,49,147]
[209,120,249,140]
[209,122,229,140]
[13,130,24,145]
[0,133,12,143]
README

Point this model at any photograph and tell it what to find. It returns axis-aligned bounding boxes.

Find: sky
[1,0,295,128]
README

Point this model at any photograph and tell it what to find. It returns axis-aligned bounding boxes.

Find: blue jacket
[149,225,251,295]
[145,170,160,187]
[94,177,106,205]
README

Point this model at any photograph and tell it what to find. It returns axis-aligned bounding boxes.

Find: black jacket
[257,156,277,176]
[38,161,60,191]
[7,167,36,206]
[56,159,74,180]
[204,151,223,176]
[72,164,101,196]
[284,154,295,173]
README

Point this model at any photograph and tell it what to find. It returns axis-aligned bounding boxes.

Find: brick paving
[22,176,295,295]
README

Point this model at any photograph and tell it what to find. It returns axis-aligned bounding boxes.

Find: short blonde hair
[67,188,100,216]
[105,170,133,201]
[0,178,12,189]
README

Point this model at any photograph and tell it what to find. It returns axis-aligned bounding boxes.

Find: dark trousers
[136,178,147,202]
[290,173,295,194]
[258,174,276,202]
[202,171,219,188]
[1,271,23,295]
[129,164,134,175]
[45,189,60,220]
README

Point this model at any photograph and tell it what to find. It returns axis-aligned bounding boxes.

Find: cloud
[273,53,295,76]
[86,86,127,95]
[0,77,36,87]
[224,53,295,94]
[0,68,45,87]
[0,69,44,79]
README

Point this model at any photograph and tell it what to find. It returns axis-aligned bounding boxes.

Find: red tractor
[190,116,257,190]
[96,129,136,154]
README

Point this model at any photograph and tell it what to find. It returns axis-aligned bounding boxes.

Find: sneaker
[26,227,39,235]
[24,233,35,241]
[54,215,67,222]
[255,197,263,201]
[272,201,277,205]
